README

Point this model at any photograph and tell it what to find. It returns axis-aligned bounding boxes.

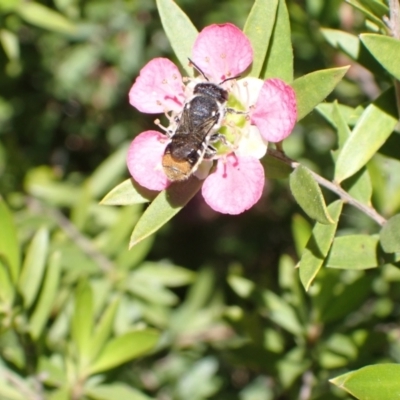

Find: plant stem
[267,149,387,226]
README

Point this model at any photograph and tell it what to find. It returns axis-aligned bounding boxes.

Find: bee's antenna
[219,75,241,85]
[188,58,209,81]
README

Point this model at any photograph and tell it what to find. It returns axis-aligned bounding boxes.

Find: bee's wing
[195,113,220,137]
[174,105,193,136]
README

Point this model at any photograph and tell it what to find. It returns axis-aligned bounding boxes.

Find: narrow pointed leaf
[291,214,312,258]
[100,179,156,205]
[89,330,159,375]
[71,281,94,367]
[30,252,61,339]
[357,0,389,18]
[0,198,20,282]
[156,0,198,76]
[292,66,349,121]
[361,34,400,80]
[262,290,303,335]
[331,100,351,150]
[317,101,363,127]
[89,298,120,362]
[321,28,386,77]
[243,0,278,78]
[85,383,154,400]
[299,200,343,291]
[261,0,293,82]
[346,0,386,29]
[89,143,130,198]
[0,260,15,305]
[330,364,400,400]
[290,165,333,224]
[17,2,76,34]
[380,214,400,253]
[334,87,398,183]
[325,235,379,269]
[18,227,49,308]
[0,29,19,60]
[129,177,202,248]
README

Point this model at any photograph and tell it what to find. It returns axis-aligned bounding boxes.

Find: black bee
[162,78,229,181]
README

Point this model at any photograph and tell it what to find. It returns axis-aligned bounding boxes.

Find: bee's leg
[209,133,226,144]
[226,108,247,115]
[209,133,236,150]
[154,119,175,138]
[204,145,217,160]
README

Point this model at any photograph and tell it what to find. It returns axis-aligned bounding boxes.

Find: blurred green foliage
[1,0,400,399]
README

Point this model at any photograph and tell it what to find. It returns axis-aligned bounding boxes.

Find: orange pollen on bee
[162,153,193,181]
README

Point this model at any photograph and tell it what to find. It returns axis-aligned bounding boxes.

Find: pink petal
[251,79,297,142]
[127,130,170,191]
[192,24,253,82]
[129,58,185,114]
[201,154,264,215]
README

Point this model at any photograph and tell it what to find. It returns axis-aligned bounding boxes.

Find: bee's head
[193,83,228,104]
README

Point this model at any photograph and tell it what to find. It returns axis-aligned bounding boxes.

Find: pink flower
[127,23,297,215]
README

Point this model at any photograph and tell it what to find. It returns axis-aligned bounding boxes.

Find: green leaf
[342,167,372,205]
[331,100,352,151]
[38,357,67,387]
[129,177,202,248]
[361,34,400,81]
[88,329,159,375]
[289,165,333,224]
[228,275,255,298]
[0,29,20,60]
[71,281,94,369]
[70,182,91,230]
[0,259,15,305]
[325,235,379,270]
[17,2,76,34]
[0,0,21,12]
[369,155,400,216]
[89,298,120,363]
[133,262,195,287]
[261,290,303,336]
[346,0,386,30]
[317,101,363,128]
[85,383,154,400]
[243,0,279,78]
[329,103,372,206]
[330,364,400,400]
[277,348,310,389]
[0,198,20,283]
[357,0,389,18]
[292,66,350,121]
[260,0,293,82]
[89,143,130,199]
[126,276,178,306]
[380,214,400,253]
[299,200,343,291]
[18,227,49,308]
[29,252,61,340]
[100,179,156,206]
[156,0,198,76]
[291,214,312,258]
[321,28,386,77]
[334,87,398,183]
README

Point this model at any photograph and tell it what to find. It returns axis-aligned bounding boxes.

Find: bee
[162,60,236,181]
